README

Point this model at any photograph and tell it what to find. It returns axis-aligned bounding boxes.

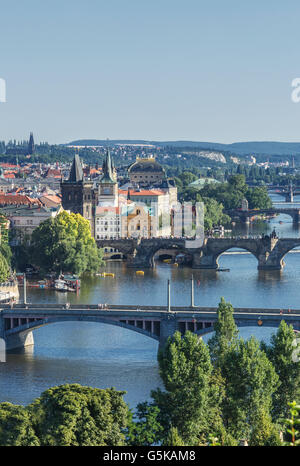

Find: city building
[61,151,177,240]
[2,204,62,245]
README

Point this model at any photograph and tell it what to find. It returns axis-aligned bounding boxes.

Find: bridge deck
[2,304,300,317]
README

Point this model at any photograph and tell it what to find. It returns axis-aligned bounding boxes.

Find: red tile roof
[0,194,42,206]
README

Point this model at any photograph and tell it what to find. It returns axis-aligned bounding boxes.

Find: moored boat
[54,279,75,292]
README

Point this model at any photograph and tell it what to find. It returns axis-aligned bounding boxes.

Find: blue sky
[1,0,300,144]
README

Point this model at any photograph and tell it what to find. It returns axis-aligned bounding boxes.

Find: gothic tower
[61,153,95,236]
[28,132,35,155]
[98,150,118,207]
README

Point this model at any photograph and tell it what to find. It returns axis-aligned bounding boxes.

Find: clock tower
[98,150,118,207]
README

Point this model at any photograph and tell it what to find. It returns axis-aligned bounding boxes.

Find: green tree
[163,427,185,446]
[208,297,239,367]
[262,321,300,421]
[152,331,214,444]
[0,403,40,446]
[0,243,12,267]
[0,253,9,283]
[284,401,300,446]
[246,186,272,209]
[0,213,9,245]
[249,407,281,446]
[29,384,129,446]
[30,211,104,275]
[202,197,231,231]
[127,402,163,446]
[222,337,279,440]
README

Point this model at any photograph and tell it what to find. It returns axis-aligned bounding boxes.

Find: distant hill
[66,140,300,156]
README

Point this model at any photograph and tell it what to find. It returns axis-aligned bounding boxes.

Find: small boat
[54,279,75,292]
[97,272,115,278]
[216,268,230,272]
[136,271,144,276]
[59,274,80,289]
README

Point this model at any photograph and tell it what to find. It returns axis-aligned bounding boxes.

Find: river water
[1,193,300,409]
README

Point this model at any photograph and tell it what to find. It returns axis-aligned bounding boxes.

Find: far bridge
[1,303,299,353]
[226,207,300,224]
[97,236,300,270]
[267,185,300,202]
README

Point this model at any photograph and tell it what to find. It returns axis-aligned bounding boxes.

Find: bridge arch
[134,242,189,268]
[215,246,259,267]
[274,241,300,269]
[4,316,160,350]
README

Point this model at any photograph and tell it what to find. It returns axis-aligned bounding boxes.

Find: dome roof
[128,158,165,174]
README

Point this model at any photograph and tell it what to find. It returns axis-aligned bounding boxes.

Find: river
[1,193,300,409]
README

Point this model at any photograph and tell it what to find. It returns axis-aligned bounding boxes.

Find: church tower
[98,150,118,207]
[28,132,35,155]
[61,153,95,235]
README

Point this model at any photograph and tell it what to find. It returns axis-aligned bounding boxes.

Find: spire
[100,149,116,184]
[28,132,35,155]
[68,153,83,182]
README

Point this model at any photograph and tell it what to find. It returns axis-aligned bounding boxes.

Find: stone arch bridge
[97,237,300,270]
[1,304,299,352]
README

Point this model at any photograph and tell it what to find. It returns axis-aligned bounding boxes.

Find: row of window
[96,227,120,232]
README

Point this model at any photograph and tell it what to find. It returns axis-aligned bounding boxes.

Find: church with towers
[61,150,119,237]
[61,150,177,240]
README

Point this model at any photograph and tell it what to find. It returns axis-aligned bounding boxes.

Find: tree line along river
[1,193,300,409]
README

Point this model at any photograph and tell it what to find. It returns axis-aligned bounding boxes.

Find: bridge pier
[158,314,178,352]
[5,330,34,351]
[285,193,293,202]
[192,251,218,269]
[291,211,300,223]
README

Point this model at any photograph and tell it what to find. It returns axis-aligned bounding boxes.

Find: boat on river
[54,279,76,292]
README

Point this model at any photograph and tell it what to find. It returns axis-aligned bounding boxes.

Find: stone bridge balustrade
[96,237,300,270]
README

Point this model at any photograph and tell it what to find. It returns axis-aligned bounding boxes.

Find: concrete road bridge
[226,207,300,224]
[267,185,300,202]
[97,236,300,270]
[1,303,299,352]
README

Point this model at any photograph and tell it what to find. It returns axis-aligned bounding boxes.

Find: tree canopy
[151,331,215,444]
[0,384,130,446]
[262,320,300,421]
[0,253,10,283]
[30,211,104,275]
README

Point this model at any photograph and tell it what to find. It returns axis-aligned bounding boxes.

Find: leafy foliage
[0,403,40,446]
[283,401,300,446]
[127,402,163,446]
[29,384,130,446]
[0,253,10,283]
[30,211,104,275]
[208,297,239,367]
[152,331,215,444]
[262,320,300,421]
[163,427,185,446]
[221,337,279,439]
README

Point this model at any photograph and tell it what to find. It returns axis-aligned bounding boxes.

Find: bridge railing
[1,303,300,315]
